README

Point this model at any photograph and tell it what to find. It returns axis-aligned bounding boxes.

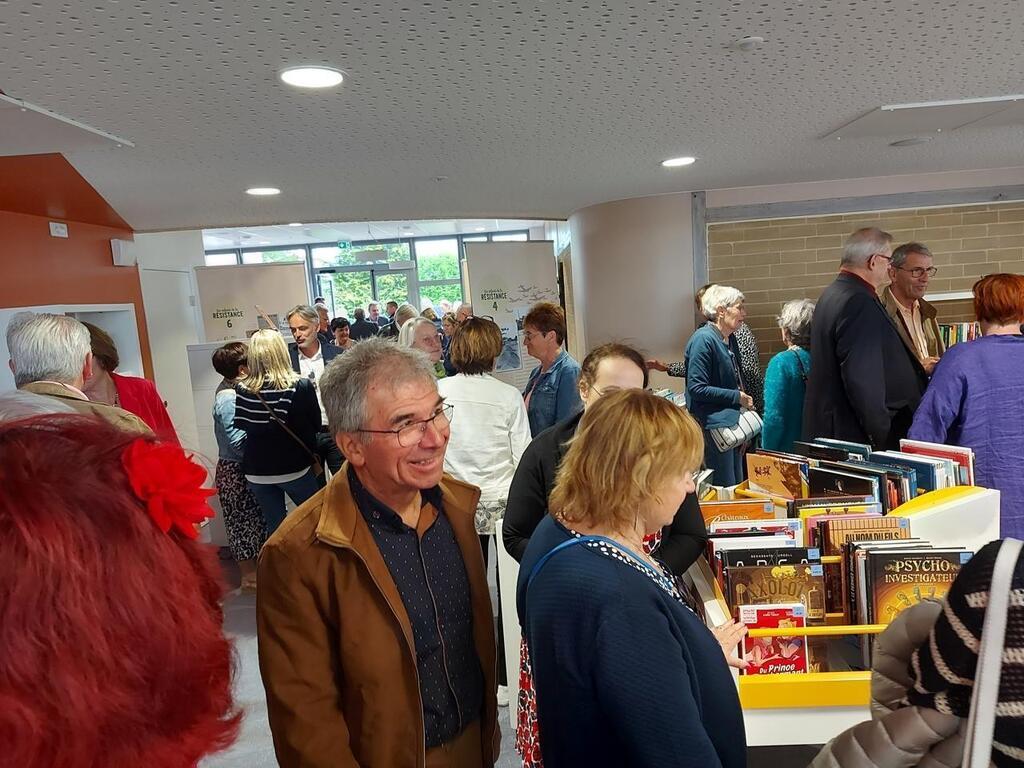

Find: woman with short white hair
[762,298,814,452]
[398,316,446,378]
[684,285,753,486]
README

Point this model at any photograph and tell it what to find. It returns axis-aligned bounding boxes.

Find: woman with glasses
[880,242,945,374]
[234,330,322,534]
[517,390,746,768]
[399,316,447,378]
[521,302,582,436]
[909,273,1024,540]
[439,316,531,708]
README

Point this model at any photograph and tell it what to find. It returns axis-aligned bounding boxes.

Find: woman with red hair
[909,273,1024,538]
[0,415,239,768]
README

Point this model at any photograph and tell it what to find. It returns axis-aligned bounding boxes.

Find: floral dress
[516,530,670,766]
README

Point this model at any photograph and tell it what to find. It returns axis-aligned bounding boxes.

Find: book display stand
[687,485,1000,746]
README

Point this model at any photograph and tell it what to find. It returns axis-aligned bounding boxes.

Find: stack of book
[939,321,980,348]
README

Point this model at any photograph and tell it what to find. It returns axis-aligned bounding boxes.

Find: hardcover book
[721,547,820,569]
[807,467,880,505]
[820,516,911,556]
[725,563,826,624]
[708,519,802,542]
[746,452,809,500]
[898,439,975,486]
[739,603,808,676]
[866,548,973,624]
[699,499,775,525]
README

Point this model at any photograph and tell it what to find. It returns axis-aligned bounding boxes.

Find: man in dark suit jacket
[803,228,928,449]
[286,305,344,475]
[349,308,379,341]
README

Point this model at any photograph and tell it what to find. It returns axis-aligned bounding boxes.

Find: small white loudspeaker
[110,238,137,267]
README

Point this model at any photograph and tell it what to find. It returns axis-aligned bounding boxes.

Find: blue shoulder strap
[526,535,602,594]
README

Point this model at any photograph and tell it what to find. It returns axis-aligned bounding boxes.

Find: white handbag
[962,537,1022,768]
[708,407,763,453]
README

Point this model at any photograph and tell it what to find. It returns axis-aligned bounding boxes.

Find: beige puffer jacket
[811,600,967,768]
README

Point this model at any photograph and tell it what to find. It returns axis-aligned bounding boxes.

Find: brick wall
[707,202,1024,367]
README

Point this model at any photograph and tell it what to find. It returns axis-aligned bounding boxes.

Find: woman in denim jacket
[521,301,582,436]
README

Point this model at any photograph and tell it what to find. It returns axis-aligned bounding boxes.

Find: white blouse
[437,373,531,505]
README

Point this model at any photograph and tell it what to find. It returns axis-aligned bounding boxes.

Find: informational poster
[463,242,559,391]
[194,263,308,341]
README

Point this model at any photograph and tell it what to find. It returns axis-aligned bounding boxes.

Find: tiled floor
[201,555,521,768]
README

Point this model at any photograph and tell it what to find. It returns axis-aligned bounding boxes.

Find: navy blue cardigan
[517,516,746,768]
[685,323,744,430]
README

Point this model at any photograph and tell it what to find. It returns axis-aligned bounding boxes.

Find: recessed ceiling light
[279,66,344,89]
[734,35,765,52]
[258,241,271,246]
[474,226,487,232]
[246,187,281,196]
[288,222,303,226]
[661,156,696,168]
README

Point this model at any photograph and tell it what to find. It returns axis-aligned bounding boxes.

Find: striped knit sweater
[233,377,321,477]
[907,539,1024,767]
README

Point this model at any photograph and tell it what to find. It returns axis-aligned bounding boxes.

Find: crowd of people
[1,224,1023,767]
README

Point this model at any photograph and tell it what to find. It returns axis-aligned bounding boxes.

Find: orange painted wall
[0,209,153,377]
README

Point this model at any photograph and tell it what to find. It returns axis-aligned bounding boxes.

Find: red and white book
[739,603,808,676]
[899,438,975,486]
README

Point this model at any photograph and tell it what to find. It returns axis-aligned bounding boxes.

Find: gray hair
[285,304,318,325]
[841,227,893,267]
[891,241,933,270]
[777,299,815,348]
[6,312,91,387]
[319,337,436,435]
[398,316,436,348]
[0,390,77,422]
[394,303,419,329]
[700,285,744,320]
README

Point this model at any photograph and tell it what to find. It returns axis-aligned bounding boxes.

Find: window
[241,248,306,264]
[312,241,411,268]
[205,251,239,266]
[492,232,529,242]
[461,235,488,243]
[414,239,460,281]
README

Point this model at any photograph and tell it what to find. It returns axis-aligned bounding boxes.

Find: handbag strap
[250,386,321,467]
[963,537,1022,768]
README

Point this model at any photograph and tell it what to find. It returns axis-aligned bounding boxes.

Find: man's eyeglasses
[896,266,939,278]
[872,252,893,264]
[356,403,454,447]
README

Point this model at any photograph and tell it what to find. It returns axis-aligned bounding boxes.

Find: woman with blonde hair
[516,390,746,767]
[234,330,322,533]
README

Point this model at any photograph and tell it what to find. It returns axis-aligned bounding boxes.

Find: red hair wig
[0,415,240,768]
[973,273,1024,325]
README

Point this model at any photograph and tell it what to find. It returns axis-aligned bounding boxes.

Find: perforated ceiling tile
[0,0,1022,230]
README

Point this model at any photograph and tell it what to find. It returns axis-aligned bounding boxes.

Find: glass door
[314,266,416,320]
[372,268,414,309]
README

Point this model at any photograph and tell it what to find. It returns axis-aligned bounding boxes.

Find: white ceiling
[202,218,544,249]
[2,0,1024,232]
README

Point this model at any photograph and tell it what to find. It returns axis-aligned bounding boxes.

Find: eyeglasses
[871,252,893,263]
[356,403,454,447]
[896,266,938,278]
[522,330,548,342]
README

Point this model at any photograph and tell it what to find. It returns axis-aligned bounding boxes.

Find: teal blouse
[761,347,811,453]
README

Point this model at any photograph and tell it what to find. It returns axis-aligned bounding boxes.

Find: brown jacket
[20,381,152,435]
[257,466,499,768]
[812,600,964,768]
[880,286,946,362]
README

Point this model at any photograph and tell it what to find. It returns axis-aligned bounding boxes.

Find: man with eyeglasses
[257,337,499,768]
[880,242,946,373]
[803,228,929,449]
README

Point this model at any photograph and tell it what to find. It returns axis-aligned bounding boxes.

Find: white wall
[134,230,206,453]
[569,192,695,392]
[706,165,1024,208]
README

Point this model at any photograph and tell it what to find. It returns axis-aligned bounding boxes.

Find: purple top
[908,334,1024,539]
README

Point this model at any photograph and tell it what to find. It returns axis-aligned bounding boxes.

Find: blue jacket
[684,324,743,430]
[523,349,582,436]
[762,347,811,452]
[517,516,746,768]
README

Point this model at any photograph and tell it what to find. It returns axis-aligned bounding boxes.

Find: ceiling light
[288,222,303,226]
[734,36,765,52]
[245,187,281,196]
[474,226,486,232]
[661,156,696,168]
[279,66,344,89]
